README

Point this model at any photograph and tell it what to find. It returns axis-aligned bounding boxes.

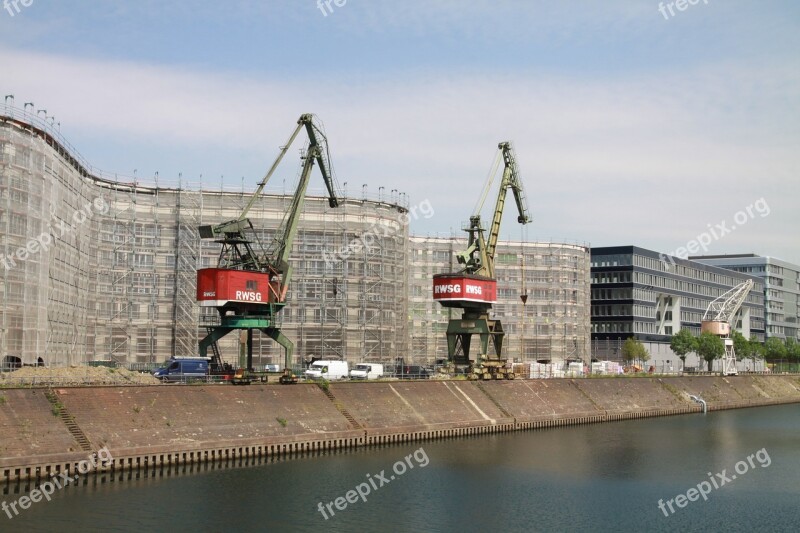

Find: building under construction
[0,108,408,368]
[1,106,590,368]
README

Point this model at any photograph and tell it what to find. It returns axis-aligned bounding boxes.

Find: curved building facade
[0,111,408,368]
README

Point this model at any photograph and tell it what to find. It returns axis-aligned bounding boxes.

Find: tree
[731,330,755,369]
[749,336,765,364]
[696,332,725,372]
[670,329,697,371]
[622,337,649,368]
[640,344,651,364]
[764,337,787,361]
[786,338,800,362]
[621,337,638,364]
[731,330,750,360]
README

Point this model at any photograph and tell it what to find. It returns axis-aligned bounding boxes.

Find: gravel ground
[0,366,160,387]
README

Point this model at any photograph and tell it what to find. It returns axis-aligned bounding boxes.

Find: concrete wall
[1,375,799,481]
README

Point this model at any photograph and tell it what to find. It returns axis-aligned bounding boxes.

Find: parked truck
[303,360,349,381]
[349,363,384,380]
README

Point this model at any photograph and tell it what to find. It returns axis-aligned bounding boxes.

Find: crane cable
[472,147,503,217]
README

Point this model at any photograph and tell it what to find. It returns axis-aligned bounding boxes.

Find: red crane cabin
[196,268,281,307]
[432,274,497,307]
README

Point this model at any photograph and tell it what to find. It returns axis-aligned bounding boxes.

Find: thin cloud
[0,44,797,262]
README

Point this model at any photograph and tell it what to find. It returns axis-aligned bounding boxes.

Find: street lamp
[23,102,34,113]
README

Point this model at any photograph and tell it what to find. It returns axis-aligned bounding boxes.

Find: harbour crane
[196,113,339,383]
[433,142,530,379]
[701,279,753,376]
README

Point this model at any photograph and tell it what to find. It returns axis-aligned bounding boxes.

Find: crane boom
[267,144,322,300]
[200,114,338,241]
[486,142,530,264]
[456,142,530,279]
[702,280,753,324]
[237,118,307,225]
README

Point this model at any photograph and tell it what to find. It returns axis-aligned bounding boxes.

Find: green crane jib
[266,142,330,303]
[196,114,340,380]
[199,113,338,272]
[456,141,530,280]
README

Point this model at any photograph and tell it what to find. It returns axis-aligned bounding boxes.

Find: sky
[1,0,798,264]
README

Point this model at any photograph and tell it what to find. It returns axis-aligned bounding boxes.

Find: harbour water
[3,404,799,532]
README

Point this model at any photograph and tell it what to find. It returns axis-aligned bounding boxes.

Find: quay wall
[1,375,798,481]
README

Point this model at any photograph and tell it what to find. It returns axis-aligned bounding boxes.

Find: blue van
[153,358,209,382]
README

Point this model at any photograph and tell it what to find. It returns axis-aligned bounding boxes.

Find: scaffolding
[2,104,590,369]
[0,106,409,368]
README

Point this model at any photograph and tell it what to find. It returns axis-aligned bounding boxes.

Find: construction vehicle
[196,113,339,384]
[701,279,754,376]
[433,142,530,380]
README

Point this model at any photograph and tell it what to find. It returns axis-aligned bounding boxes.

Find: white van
[349,363,384,380]
[304,360,349,381]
